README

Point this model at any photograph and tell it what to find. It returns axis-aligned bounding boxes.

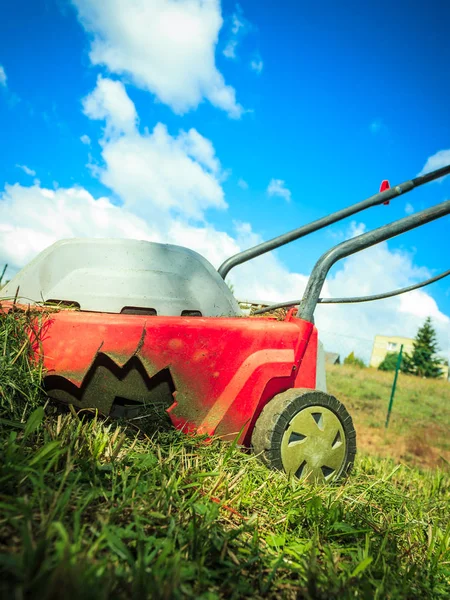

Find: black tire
[251,388,356,483]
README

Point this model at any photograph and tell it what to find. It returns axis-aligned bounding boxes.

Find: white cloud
[80,134,91,145]
[228,223,318,300]
[231,9,244,35]
[168,219,240,268]
[405,202,414,215]
[223,39,238,59]
[398,288,448,324]
[16,164,36,177]
[82,76,138,137]
[178,128,221,174]
[81,78,226,220]
[250,57,263,74]
[99,123,226,220]
[0,183,157,270]
[267,178,291,202]
[222,5,246,60]
[370,119,383,134]
[238,178,248,189]
[0,180,241,281]
[72,0,243,118]
[0,65,20,106]
[418,149,450,181]
[222,5,262,73]
[0,65,6,87]
[347,221,366,238]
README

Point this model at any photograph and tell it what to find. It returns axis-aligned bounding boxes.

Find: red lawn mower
[2,164,450,483]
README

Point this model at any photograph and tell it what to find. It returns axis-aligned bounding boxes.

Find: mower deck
[8,303,318,447]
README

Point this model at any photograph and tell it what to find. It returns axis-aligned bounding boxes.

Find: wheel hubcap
[280,405,346,483]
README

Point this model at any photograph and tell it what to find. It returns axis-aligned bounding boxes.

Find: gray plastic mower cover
[2,238,242,317]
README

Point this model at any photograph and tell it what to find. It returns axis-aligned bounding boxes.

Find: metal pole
[385,344,403,428]
[250,267,450,315]
[298,199,450,322]
[0,264,7,287]
[218,164,450,280]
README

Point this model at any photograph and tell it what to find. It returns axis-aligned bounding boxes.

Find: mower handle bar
[217,163,450,280]
[251,268,450,315]
[297,199,450,322]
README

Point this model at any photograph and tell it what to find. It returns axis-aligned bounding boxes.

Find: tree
[401,317,442,378]
[378,351,400,371]
[344,351,365,368]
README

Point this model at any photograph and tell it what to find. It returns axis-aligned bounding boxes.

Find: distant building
[325,352,341,365]
[370,335,415,368]
[370,334,449,379]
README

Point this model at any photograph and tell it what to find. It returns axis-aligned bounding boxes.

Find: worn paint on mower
[2,164,450,483]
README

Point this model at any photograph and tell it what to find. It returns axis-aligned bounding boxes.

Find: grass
[1,308,449,599]
[326,364,450,469]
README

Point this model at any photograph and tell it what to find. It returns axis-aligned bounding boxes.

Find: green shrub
[343,351,366,368]
[378,351,400,371]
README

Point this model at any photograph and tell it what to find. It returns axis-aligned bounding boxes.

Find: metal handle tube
[250,268,450,315]
[297,199,450,322]
[218,164,450,280]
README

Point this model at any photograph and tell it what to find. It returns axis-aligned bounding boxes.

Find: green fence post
[385,344,403,428]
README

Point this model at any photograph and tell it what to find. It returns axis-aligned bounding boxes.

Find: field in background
[326,364,450,470]
[1,310,449,599]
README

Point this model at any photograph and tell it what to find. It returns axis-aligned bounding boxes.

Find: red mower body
[16,304,317,446]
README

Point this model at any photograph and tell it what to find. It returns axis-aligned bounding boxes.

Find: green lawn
[326,364,450,468]
[1,309,449,599]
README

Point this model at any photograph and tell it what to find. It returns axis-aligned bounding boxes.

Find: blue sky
[1,0,449,360]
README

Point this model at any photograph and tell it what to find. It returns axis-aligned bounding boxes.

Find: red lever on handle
[380,180,390,204]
